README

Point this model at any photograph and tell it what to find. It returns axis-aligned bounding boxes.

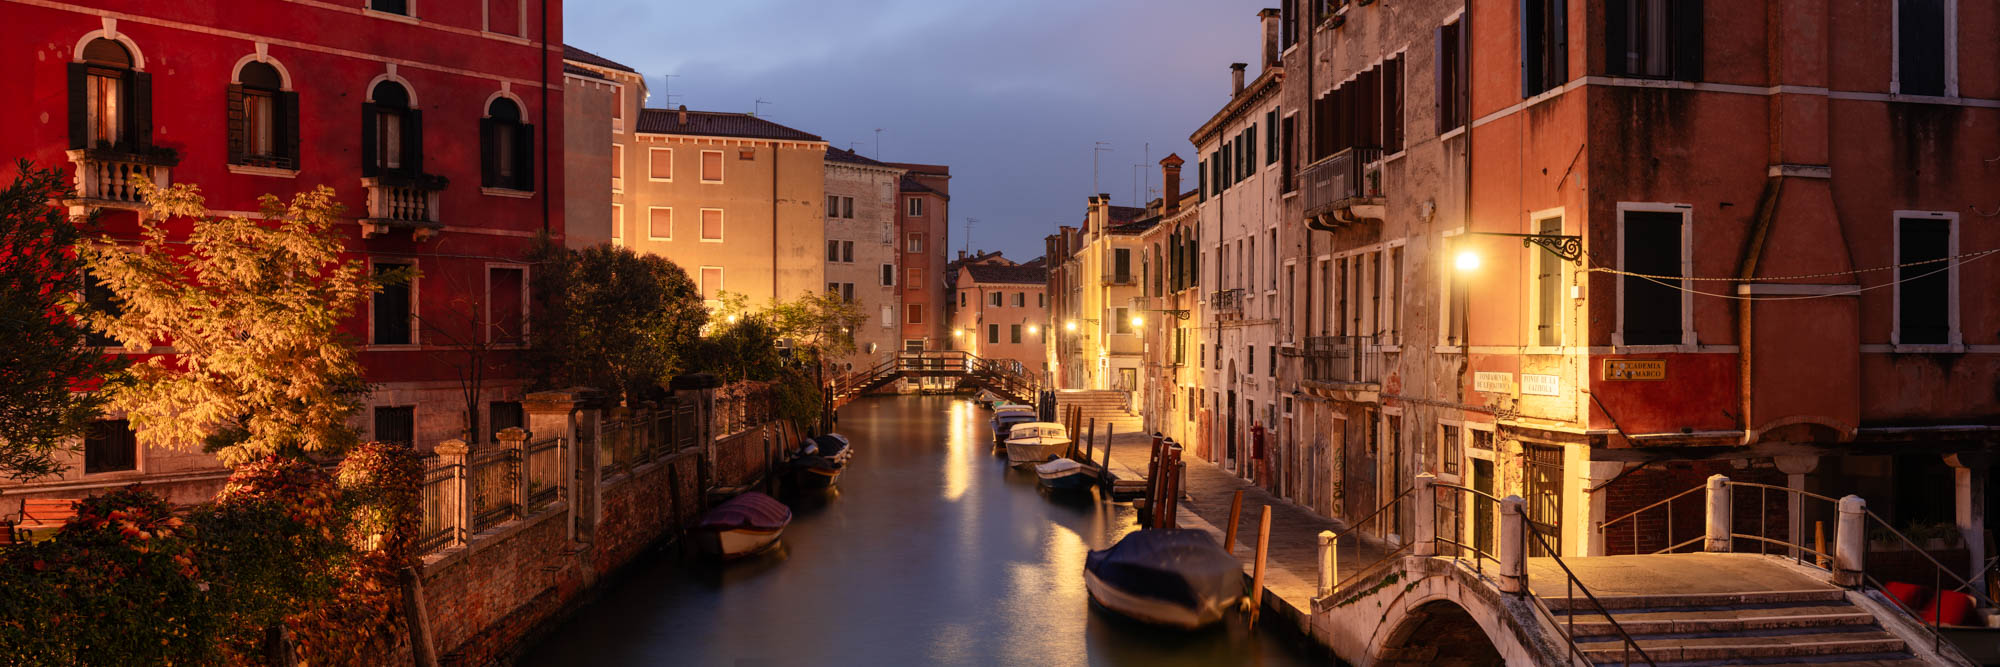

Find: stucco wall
[824,160,904,368]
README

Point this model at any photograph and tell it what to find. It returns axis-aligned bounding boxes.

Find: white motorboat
[1004,422,1071,468]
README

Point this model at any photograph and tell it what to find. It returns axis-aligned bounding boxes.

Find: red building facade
[3,0,562,502]
[891,162,949,351]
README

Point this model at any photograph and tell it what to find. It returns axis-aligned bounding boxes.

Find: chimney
[1230,63,1248,96]
[1260,8,1282,69]
[958,250,967,261]
[677,105,688,124]
[1159,154,1185,217]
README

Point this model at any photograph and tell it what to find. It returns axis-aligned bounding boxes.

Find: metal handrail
[1331,485,1414,543]
[1432,482,1505,573]
[1525,524,1657,667]
[1862,507,1985,600]
[1319,539,1417,603]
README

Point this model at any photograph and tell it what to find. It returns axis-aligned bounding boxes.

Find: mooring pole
[1224,489,1244,553]
[1251,505,1272,626]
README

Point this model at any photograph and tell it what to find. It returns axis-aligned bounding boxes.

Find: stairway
[1546,589,1927,666]
[1054,390,1139,428]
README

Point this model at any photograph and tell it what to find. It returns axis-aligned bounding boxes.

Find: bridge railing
[1602,475,1990,655]
[1523,522,1657,667]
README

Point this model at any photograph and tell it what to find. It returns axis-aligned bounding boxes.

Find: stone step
[1543,588,1848,612]
[1564,612,1878,638]
[1580,631,1907,664]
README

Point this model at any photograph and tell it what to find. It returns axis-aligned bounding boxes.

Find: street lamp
[951,329,963,338]
[1455,250,1481,272]
[1130,315,1145,329]
[1027,324,1040,335]
[1064,320,1078,332]
[726,314,739,324]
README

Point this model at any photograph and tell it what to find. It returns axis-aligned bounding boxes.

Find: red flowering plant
[192,455,350,659]
[289,440,425,663]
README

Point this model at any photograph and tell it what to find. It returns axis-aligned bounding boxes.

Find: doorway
[1524,444,1564,556]
[1225,390,1239,471]
[1472,458,1495,556]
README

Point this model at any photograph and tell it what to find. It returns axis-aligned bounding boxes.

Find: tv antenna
[964,218,979,255]
[753,99,773,117]
[660,74,682,107]
[1092,141,1113,195]
[874,128,884,158]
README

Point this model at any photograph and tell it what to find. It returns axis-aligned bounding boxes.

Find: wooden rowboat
[697,492,791,560]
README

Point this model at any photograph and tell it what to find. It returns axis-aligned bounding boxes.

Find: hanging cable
[1618,250,1994,301]
[1581,247,2000,282]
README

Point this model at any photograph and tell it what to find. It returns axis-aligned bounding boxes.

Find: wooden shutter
[514,123,535,190]
[128,71,152,150]
[1434,26,1448,133]
[360,104,379,177]
[68,64,89,149]
[1671,0,1703,81]
[1605,0,1629,76]
[226,84,247,164]
[479,118,499,187]
[403,108,424,176]
[278,91,300,169]
[1551,0,1568,85]
[1456,14,1470,127]
[1520,0,1537,96]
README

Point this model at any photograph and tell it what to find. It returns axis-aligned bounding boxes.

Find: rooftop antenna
[874,128,884,159]
[660,74,682,108]
[753,99,773,118]
[964,217,979,255]
[1092,141,1113,196]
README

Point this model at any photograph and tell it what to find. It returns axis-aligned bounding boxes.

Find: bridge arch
[1372,600,1504,666]
[1312,558,1566,666]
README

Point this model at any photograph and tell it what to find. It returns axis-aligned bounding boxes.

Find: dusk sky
[565,0,1269,262]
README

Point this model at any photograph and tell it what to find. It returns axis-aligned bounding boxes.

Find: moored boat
[697,492,792,560]
[1036,457,1098,492]
[1083,529,1244,630]
[789,433,851,491]
[1004,422,1071,467]
[991,407,1038,445]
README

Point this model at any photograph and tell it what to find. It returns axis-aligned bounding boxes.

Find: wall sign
[1521,374,1560,396]
[1603,359,1667,381]
[1473,372,1512,394]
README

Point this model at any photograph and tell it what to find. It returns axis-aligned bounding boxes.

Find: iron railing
[1301,146,1383,220]
[416,457,457,554]
[1210,288,1244,317]
[524,436,562,511]
[1302,335,1379,384]
[468,448,519,532]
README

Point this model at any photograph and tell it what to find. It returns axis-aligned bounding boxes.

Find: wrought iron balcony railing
[1210,288,1245,318]
[1301,146,1384,226]
[1303,335,1381,384]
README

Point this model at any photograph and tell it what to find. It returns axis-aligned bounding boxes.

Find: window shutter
[361,104,379,177]
[226,84,247,164]
[1434,26,1447,134]
[404,109,424,176]
[67,63,88,149]
[278,91,300,169]
[128,71,152,151]
[1671,0,1703,81]
[479,118,499,187]
[515,123,535,190]
[1457,13,1470,126]
[1551,0,1568,84]
[1605,0,1629,76]
[1520,0,1536,97]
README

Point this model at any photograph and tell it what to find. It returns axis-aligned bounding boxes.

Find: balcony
[1210,288,1245,320]
[1301,146,1385,230]
[65,148,179,211]
[1102,271,1136,286]
[361,173,449,241]
[1302,335,1382,402]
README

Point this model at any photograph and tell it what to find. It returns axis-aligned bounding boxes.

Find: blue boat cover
[812,433,850,457]
[1085,529,1240,609]
[699,492,792,531]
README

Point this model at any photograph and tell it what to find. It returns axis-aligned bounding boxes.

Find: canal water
[519,396,1325,666]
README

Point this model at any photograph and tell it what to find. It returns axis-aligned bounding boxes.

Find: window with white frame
[906,197,924,217]
[990,292,1003,307]
[881,263,894,286]
[881,305,894,328]
[648,147,672,181]
[700,209,724,241]
[1895,212,1957,346]
[1533,214,1565,347]
[372,261,414,345]
[699,266,722,301]
[700,150,723,182]
[610,203,623,243]
[1618,206,1688,346]
[1895,0,1951,97]
[648,207,672,240]
[906,232,924,253]
[1439,423,1462,476]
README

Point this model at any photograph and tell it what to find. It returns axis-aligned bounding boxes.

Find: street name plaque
[1473,371,1511,394]
[1603,359,1667,381]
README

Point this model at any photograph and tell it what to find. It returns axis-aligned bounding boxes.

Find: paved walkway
[1095,431,1395,617]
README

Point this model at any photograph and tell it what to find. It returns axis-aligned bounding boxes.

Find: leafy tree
[0,161,125,479]
[703,290,865,431]
[76,181,403,465]
[528,240,705,404]
[692,315,787,384]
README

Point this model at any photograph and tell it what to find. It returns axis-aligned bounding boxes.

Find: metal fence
[524,436,562,511]
[417,456,457,554]
[1303,335,1380,384]
[1301,145,1383,220]
[469,448,520,532]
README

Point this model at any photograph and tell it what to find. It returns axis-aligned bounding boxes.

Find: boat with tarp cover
[990,406,1038,445]
[790,433,851,491]
[697,492,791,559]
[1035,457,1098,492]
[1083,530,1244,629]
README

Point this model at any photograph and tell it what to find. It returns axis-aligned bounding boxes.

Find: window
[700,150,723,182]
[611,203,623,243]
[825,240,853,263]
[1247,344,1255,374]
[611,144,623,183]
[828,240,841,262]
[1607,0,1703,80]
[487,266,526,345]
[229,61,297,169]
[991,292,1003,307]
[907,233,924,253]
[1268,345,1276,378]
[84,419,137,474]
[1113,307,1132,334]
[1038,293,1045,307]
[363,80,420,177]
[988,324,999,344]
[1619,208,1686,345]
[843,196,855,218]
[71,38,150,153]
[1013,292,1025,307]
[486,0,521,35]
[648,207,672,240]
[373,406,414,447]
[823,195,854,219]
[906,197,925,217]
[1198,158,1208,202]
[1280,114,1297,192]
[1445,244,1468,346]
[700,209,723,241]
[700,267,723,302]
[907,268,921,291]
[959,291,966,307]
[80,269,122,348]
[488,401,524,444]
[649,147,673,181]
[1521,0,1568,96]
[610,84,623,121]
[1382,54,1405,153]
[828,282,855,303]
[881,305,894,328]
[482,97,533,190]
[881,264,895,286]
[1388,247,1404,342]
[1534,216,1564,346]
[1266,109,1279,165]
[1896,0,1949,96]
[1010,324,1022,344]
[1896,214,1955,345]
[906,303,924,324]
[1113,248,1132,283]
[372,262,413,345]
[369,0,408,15]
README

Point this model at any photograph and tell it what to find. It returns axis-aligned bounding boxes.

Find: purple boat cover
[699,492,792,531]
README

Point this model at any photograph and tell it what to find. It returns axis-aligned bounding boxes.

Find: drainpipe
[1734,177,1785,443]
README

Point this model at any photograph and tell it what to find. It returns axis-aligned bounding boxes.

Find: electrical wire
[1582,247,2000,282]
[1613,250,1995,301]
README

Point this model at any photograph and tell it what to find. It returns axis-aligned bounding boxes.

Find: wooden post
[1251,505,1272,625]
[1815,520,1828,569]
[1225,489,1244,553]
[1144,434,1166,519]
[1169,461,1186,529]
[402,567,438,667]
[1081,418,1095,461]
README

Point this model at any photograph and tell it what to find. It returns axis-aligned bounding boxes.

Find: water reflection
[519,396,1323,667]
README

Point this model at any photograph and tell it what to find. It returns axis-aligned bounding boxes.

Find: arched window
[229,61,299,168]
[69,38,150,152]
[481,97,533,190]
[363,80,421,177]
